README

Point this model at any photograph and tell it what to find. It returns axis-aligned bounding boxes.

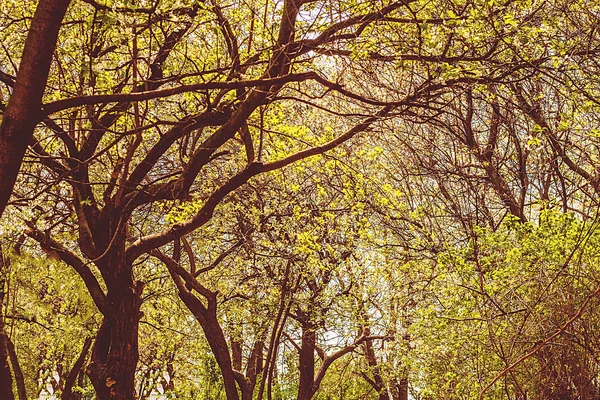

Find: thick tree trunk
[297,324,316,400]
[0,0,71,217]
[87,273,143,400]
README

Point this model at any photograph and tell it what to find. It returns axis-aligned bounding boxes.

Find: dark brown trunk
[86,270,143,400]
[232,340,243,371]
[297,324,316,400]
[62,337,92,400]
[5,337,25,400]
[0,0,71,217]
[0,248,14,400]
[160,252,257,400]
[390,378,408,400]
[168,271,240,400]
[241,387,253,400]
[241,341,263,400]
[202,313,241,400]
[362,337,389,400]
[0,327,13,400]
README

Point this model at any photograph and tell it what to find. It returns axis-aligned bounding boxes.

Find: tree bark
[86,266,143,400]
[242,340,263,400]
[297,323,316,400]
[203,315,241,400]
[0,0,71,217]
[158,250,246,400]
[0,324,13,400]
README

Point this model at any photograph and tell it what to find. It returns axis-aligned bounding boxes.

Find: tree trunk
[0,327,13,400]
[0,0,71,217]
[297,324,316,400]
[87,272,143,400]
[362,337,389,400]
[232,340,243,371]
[162,258,243,400]
[390,378,408,400]
[240,340,263,400]
[5,337,25,400]
[0,248,14,400]
[62,337,92,400]
[202,312,241,400]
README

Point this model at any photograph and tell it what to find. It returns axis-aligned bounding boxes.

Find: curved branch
[24,226,106,314]
[44,73,319,115]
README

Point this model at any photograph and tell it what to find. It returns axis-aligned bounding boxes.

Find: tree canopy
[1,0,600,399]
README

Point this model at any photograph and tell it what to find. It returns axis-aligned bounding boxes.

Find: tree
[3,0,443,397]
[0,1,72,395]
[0,0,71,216]
[3,0,600,398]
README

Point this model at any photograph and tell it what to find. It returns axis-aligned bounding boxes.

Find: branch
[0,0,72,217]
[43,73,319,115]
[6,335,26,400]
[309,0,414,45]
[478,282,600,400]
[126,101,395,260]
[312,335,392,396]
[24,225,106,314]
[152,249,215,301]
[194,239,244,277]
[61,337,93,400]
[514,86,599,194]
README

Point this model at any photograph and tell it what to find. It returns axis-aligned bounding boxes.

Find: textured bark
[85,232,142,400]
[0,327,13,400]
[86,277,142,400]
[0,0,71,217]
[297,323,316,400]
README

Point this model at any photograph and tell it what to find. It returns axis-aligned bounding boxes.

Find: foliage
[2,0,600,399]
